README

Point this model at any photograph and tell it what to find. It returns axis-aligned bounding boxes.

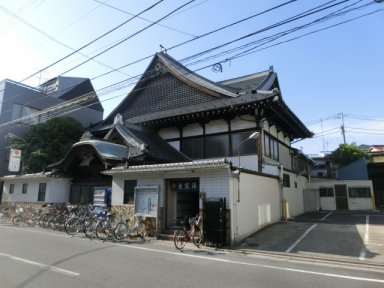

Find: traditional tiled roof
[105,122,190,162]
[157,53,238,98]
[99,52,312,140]
[72,140,130,160]
[103,159,230,174]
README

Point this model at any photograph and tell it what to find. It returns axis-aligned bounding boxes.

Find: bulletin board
[134,186,159,217]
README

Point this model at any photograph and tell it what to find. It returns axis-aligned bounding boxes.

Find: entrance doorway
[166,178,199,229]
[335,184,349,210]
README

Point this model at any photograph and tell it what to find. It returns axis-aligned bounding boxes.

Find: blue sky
[0,0,383,155]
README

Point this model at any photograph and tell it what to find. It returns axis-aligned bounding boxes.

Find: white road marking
[2,219,384,284]
[359,215,370,261]
[114,243,384,284]
[285,212,332,253]
[0,251,79,277]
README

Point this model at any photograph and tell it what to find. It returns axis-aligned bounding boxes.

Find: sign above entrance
[171,179,199,192]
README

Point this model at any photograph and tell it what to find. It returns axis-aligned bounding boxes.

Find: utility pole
[337,113,346,144]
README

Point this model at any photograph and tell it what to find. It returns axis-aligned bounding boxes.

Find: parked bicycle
[95,209,121,240]
[173,215,202,250]
[114,213,147,240]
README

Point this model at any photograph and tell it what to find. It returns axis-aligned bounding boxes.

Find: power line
[1,0,382,132]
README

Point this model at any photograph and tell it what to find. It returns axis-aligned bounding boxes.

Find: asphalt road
[1,223,384,288]
[237,210,384,265]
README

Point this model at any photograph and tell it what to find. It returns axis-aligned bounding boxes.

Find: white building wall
[158,127,179,139]
[110,169,231,208]
[206,119,228,133]
[1,176,71,203]
[46,179,71,203]
[306,179,374,210]
[232,172,281,244]
[283,173,307,218]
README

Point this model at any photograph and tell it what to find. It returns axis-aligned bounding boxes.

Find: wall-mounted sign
[171,179,199,193]
[8,149,21,172]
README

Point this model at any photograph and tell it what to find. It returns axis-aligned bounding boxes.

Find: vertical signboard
[8,149,22,172]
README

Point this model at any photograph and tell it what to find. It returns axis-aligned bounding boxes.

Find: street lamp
[236,131,260,202]
[237,131,260,169]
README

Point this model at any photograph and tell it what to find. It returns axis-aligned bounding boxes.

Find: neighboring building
[308,153,377,211]
[366,145,384,208]
[309,152,335,178]
[368,145,384,163]
[0,76,104,177]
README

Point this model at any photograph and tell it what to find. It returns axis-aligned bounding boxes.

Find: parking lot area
[238,210,384,264]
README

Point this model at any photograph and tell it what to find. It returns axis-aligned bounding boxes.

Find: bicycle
[114,213,147,240]
[95,209,121,240]
[173,215,202,250]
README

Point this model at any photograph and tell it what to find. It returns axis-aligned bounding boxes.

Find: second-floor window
[264,134,279,161]
[180,130,258,160]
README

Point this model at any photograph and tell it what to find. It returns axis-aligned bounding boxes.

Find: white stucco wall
[110,168,231,208]
[1,175,71,203]
[283,173,307,218]
[306,179,375,210]
[232,172,281,244]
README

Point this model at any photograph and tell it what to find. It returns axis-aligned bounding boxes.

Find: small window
[9,184,15,194]
[319,187,334,197]
[124,180,137,204]
[349,187,371,198]
[22,183,28,194]
[38,183,47,201]
[283,174,290,188]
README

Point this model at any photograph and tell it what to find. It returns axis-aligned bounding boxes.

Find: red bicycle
[173,215,202,250]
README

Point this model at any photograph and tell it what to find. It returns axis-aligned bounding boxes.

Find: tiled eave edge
[102,159,231,175]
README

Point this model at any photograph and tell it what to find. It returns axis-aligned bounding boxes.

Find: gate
[203,198,226,247]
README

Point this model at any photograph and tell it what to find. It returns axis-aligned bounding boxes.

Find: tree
[8,117,84,173]
[331,143,369,167]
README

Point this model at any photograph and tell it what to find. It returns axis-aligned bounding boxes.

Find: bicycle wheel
[12,215,23,226]
[54,215,66,231]
[38,213,49,228]
[173,228,187,250]
[137,222,146,239]
[192,229,202,247]
[84,218,97,238]
[96,219,112,240]
[27,213,40,226]
[114,222,129,240]
[65,217,81,235]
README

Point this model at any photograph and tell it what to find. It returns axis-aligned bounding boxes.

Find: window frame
[9,183,15,194]
[38,183,47,202]
[124,180,137,204]
[22,183,28,194]
[319,187,334,197]
[348,187,371,198]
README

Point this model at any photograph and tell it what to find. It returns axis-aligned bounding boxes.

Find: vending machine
[93,187,111,208]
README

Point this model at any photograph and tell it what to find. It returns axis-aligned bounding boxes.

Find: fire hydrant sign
[8,149,22,172]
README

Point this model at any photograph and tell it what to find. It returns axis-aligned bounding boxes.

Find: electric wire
[1,0,382,133]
